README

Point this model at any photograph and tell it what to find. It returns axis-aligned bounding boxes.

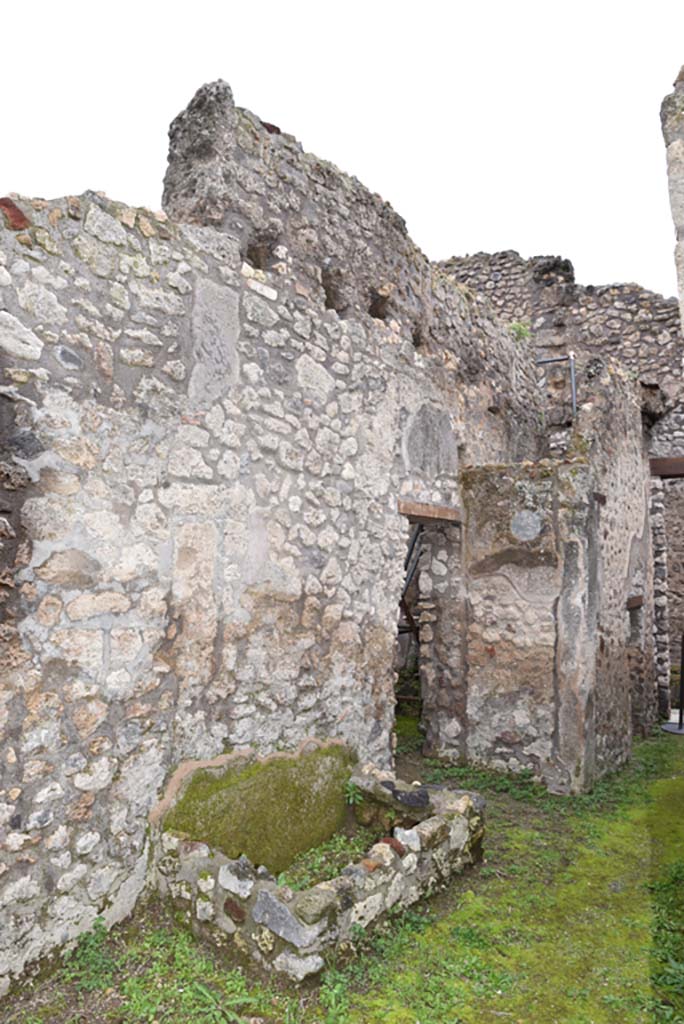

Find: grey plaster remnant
[511,510,542,542]
[189,278,240,403]
[404,405,459,478]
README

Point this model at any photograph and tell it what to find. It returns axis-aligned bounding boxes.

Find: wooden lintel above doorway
[397,499,462,525]
[650,457,684,478]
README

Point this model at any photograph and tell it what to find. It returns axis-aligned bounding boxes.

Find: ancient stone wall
[460,368,654,792]
[0,74,663,990]
[649,479,672,714]
[162,83,544,456]
[443,250,682,400]
[586,374,657,761]
[462,462,571,789]
[444,248,680,693]
[663,480,684,675]
[662,69,684,676]
[662,67,684,330]
[416,523,465,759]
[0,160,543,990]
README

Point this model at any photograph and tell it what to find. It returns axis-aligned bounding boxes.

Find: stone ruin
[149,739,483,980]
[0,68,683,990]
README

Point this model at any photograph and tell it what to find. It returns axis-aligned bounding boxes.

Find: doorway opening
[394,500,465,762]
[395,524,424,754]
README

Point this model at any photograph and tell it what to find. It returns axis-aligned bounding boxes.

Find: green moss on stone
[163,744,355,874]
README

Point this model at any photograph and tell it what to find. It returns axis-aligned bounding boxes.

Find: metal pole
[662,631,684,734]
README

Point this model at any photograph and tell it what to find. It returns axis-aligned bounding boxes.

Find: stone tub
[149,739,484,980]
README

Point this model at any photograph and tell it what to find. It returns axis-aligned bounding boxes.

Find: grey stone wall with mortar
[162,82,544,459]
[0,85,545,990]
[442,250,682,404]
[460,367,655,793]
[662,67,684,331]
[662,69,684,673]
[444,247,680,703]
[0,75,662,991]
[650,479,672,714]
[416,523,466,760]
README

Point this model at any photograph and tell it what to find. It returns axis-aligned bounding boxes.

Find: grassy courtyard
[5,727,684,1024]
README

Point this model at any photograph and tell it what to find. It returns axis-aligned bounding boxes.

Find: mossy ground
[7,731,684,1024]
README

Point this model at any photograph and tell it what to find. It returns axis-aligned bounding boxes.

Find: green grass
[9,920,265,1024]
[8,732,684,1024]
[277,826,379,891]
[339,734,684,1024]
[394,713,423,755]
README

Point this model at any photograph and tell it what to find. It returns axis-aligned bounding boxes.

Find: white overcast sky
[3,0,684,297]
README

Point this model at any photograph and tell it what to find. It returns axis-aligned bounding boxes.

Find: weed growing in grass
[117,927,260,1023]
[60,917,117,992]
[394,713,423,754]
[320,968,351,1023]
[344,780,363,806]
[424,760,556,808]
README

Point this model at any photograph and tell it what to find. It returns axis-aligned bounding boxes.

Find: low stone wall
[150,751,484,981]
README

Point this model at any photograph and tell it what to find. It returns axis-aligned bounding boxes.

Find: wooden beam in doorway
[397,499,462,525]
[650,457,684,478]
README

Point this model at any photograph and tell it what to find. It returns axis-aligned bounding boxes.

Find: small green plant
[320,968,351,1024]
[60,917,118,992]
[191,980,257,1023]
[510,320,531,341]
[278,827,378,890]
[283,997,303,1024]
[344,780,363,806]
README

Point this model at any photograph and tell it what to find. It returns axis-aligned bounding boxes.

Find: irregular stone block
[294,884,339,925]
[0,311,43,360]
[196,898,214,922]
[415,817,450,850]
[273,949,324,982]
[394,826,420,852]
[218,857,255,899]
[252,890,327,949]
[448,816,469,852]
[350,892,385,928]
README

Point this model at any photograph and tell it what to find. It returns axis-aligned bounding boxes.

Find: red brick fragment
[223,897,246,923]
[361,858,381,872]
[0,197,31,230]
